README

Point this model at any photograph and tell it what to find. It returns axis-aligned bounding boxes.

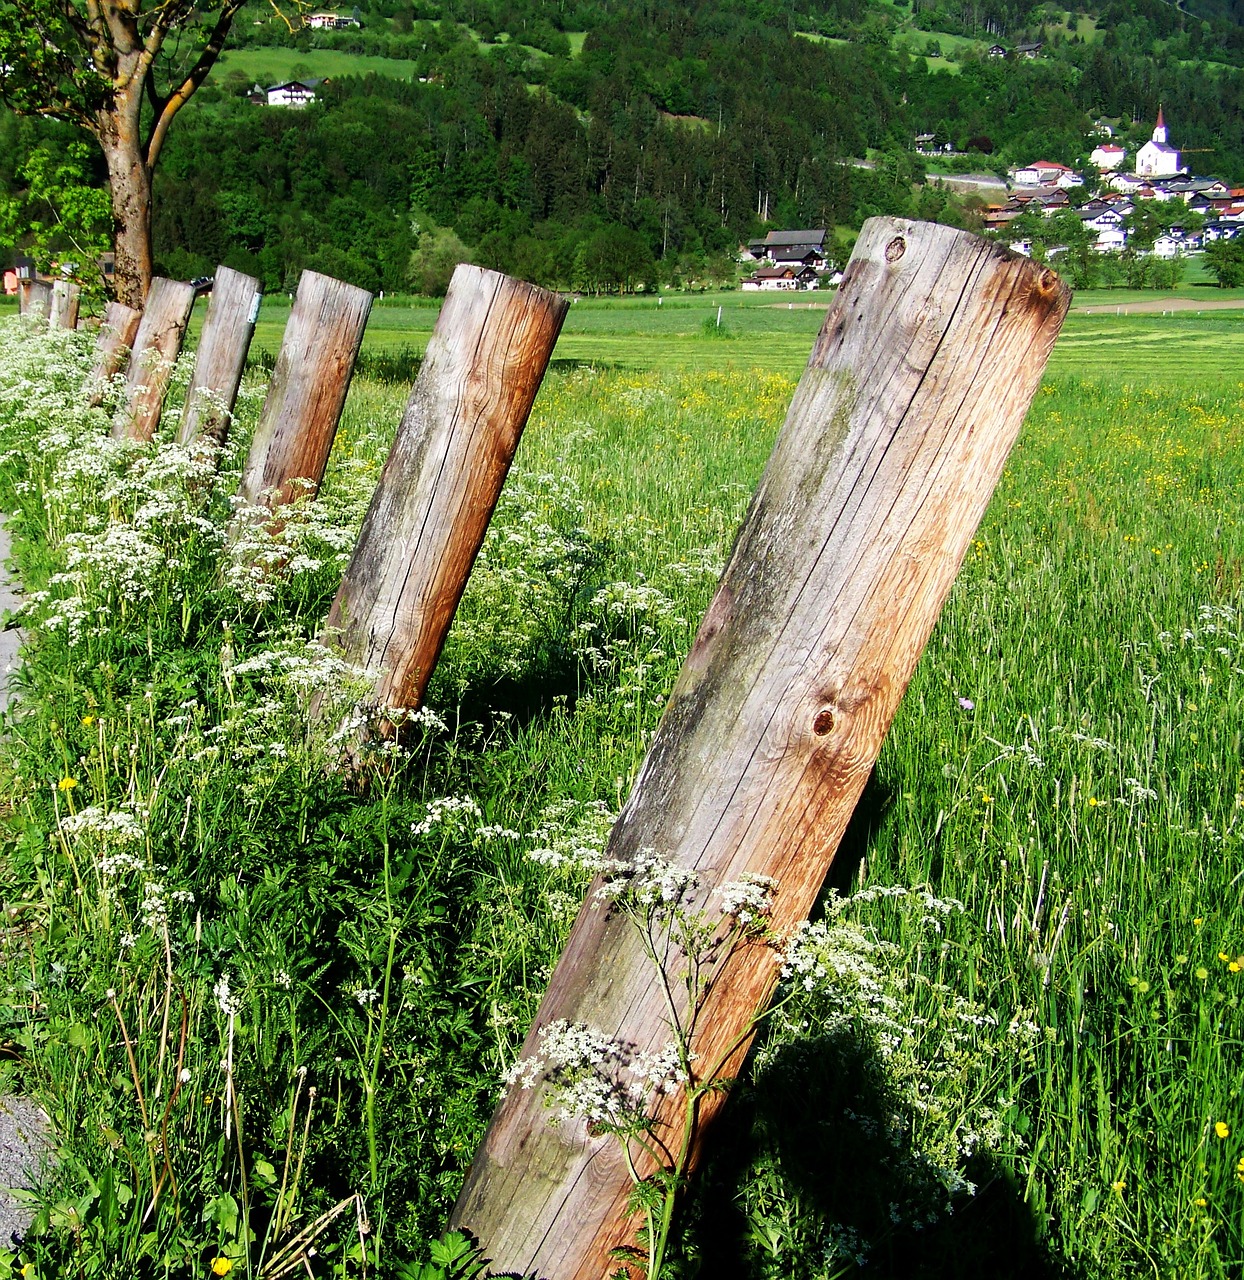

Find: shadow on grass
[677,1026,1077,1280]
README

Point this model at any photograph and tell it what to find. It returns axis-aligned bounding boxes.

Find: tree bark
[321,264,567,715]
[234,270,372,516]
[87,301,143,408]
[450,219,1071,1278]
[114,277,197,442]
[177,266,262,452]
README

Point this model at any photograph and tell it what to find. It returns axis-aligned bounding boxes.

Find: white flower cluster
[714,872,778,925]
[595,847,700,910]
[504,1019,687,1129]
[411,794,483,837]
[59,805,145,845]
[214,973,240,1017]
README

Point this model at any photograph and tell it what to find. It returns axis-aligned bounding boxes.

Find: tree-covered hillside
[6,0,1244,294]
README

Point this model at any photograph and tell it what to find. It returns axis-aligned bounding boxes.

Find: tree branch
[144,0,242,167]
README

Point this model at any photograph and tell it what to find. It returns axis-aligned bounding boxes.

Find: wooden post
[19,281,52,319]
[86,302,144,408]
[321,265,567,714]
[114,277,197,442]
[234,270,371,514]
[48,280,81,330]
[176,267,262,450]
[450,219,1071,1278]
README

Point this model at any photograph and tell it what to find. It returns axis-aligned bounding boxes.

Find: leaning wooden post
[114,277,197,442]
[19,281,52,319]
[320,265,567,715]
[234,270,371,516]
[176,267,262,451]
[48,280,81,330]
[86,301,143,407]
[450,219,1071,1278]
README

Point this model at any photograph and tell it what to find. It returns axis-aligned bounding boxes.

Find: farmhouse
[265,80,322,107]
[741,265,819,291]
[1013,160,1081,188]
[305,10,360,27]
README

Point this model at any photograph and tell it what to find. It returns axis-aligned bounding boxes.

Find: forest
[5,0,1244,294]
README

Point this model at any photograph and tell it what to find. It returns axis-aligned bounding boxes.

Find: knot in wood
[812,707,836,736]
[885,236,906,263]
[1039,268,1058,292]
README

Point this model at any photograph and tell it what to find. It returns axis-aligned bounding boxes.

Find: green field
[211,46,423,86]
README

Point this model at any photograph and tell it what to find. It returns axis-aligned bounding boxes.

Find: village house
[1090,143,1125,170]
[305,10,360,27]
[1013,160,1081,188]
[740,264,819,291]
[987,43,1007,57]
[263,79,323,107]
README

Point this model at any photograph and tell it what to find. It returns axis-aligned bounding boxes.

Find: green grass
[211,46,422,86]
[2,289,1244,1277]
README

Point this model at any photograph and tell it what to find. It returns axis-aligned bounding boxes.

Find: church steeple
[1153,106,1167,144]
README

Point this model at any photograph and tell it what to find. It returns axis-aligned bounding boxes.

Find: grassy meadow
[0,289,1242,1279]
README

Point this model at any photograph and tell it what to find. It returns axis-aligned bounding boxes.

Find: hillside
[6,0,1244,295]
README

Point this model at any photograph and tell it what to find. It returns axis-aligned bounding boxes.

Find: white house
[1013,160,1082,188]
[1090,143,1125,170]
[1135,109,1181,178]
[266,80,318,107]
[1152,234,1185,259]
[305,11,359,27]
[1094,227,1127,253]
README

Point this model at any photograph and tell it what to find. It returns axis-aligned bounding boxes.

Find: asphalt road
[0,519,49,1246]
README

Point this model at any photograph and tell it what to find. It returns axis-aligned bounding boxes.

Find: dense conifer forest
[5,0,1244,293]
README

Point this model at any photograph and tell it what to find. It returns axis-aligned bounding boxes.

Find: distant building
[266,80,321,107]
[305,11,360,27]
[1090,143,1125,171]
[1135,108,1181,178]
[1014,160,1080,187]
[987,44,1007,57]
[1016,41,1043,57]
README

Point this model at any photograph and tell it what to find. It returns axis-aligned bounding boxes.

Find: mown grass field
[0,286,1242,1276]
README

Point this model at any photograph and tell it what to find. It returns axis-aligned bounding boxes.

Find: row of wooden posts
[32,222,1070,1277]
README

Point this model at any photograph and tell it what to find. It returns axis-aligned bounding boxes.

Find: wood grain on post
[321,264,567,714]
[115,277,197,442]
[87,301,143,407]
[48,280,81,330]
[176,267,262,450]
[235,270,371,514]
[450,218,1071,1278]
[19,281,52,319]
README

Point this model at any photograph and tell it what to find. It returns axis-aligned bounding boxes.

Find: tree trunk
[450,219,1071,1278]
[321,265,567,716]
[97,83,153,309]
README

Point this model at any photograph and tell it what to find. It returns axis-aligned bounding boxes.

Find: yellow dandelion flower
[1215,1121,1230,1140]
[1231,962,1241,974]
[1194,917,1203,926]
[1195,1197,1207,1207]
[1111,1180,1125,1195]
[1220,953,1231,962]
[210,1259,233,1277]
[56,776,78,792]
[80,715,94,727]
[1088,796,1100,807]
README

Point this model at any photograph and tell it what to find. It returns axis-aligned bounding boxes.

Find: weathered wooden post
[86,301,144,407]
[114,277,197,442]
[176,267,262,451]
[450,219,1071,1277]
[48,280,81,330]
[234,270,371,514]
[19,281,52,319]
[320,265,567,715]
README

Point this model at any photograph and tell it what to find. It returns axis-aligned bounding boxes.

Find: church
[1135,108,1183,178]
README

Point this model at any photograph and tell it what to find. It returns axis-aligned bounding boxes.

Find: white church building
[1135,108,1182,178]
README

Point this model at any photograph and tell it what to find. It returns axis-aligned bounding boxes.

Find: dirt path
[0,521,48,1248]
[1077,297,1244,315]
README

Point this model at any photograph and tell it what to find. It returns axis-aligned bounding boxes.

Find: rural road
[1078,296,1244,315]
[0,518,49,1247]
